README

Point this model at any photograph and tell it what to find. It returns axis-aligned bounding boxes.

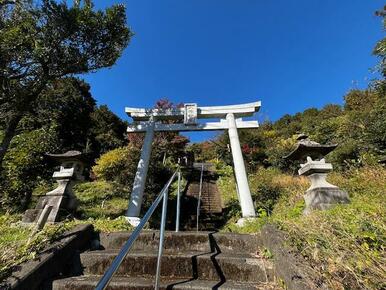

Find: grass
[74,181,130,219]
[1,163,384,289]
[0,214,72,281]
[0,213,134,282]
[0,180,136,282]
[219,165,386,290]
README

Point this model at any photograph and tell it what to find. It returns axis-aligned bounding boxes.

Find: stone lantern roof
[284,134,337,162]
[46,150,87,163]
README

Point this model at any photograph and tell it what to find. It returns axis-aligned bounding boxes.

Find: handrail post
[155,187,168,289]
[95,170,178,290]
[196,164,204,232]
[175,169,181,232]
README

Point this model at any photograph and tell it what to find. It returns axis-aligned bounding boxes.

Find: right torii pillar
[226,113,256,218]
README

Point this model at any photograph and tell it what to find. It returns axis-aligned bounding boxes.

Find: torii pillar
[226,113,256,217]
[125,120,155,223]
[125,102,260,225]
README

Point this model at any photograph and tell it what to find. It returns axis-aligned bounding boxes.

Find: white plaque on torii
[125,101,261,225]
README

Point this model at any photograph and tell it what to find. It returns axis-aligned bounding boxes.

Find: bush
[75,181,126,203]
[248,167,309,215]
[92,146,140,187]
[92,145,173,211]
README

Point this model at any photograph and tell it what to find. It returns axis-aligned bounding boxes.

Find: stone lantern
[284,134,350,214]
[23,150,86,224]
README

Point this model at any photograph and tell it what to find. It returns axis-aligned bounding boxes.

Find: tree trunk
[0,111,23,167]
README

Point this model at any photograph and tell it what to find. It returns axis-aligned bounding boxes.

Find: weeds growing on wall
[0,214,71,282]
[0,212,134,283]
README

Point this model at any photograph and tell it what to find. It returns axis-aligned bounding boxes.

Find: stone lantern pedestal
[299,157,350,214]
[22,151,85,224]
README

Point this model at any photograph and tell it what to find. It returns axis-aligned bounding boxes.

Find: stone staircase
[186,179,223,214]
[53,231,281,289]
[181,164,225,231]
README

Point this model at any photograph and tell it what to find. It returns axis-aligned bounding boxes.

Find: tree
[0,127,60,210]
[90,105,128,154]
[374,6,386,77]
[0,0,132,166]
[0,77,132,211]
[127,98,190,163]
[19,77,96,150]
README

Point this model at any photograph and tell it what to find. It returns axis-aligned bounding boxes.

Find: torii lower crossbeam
[127,119,259,132]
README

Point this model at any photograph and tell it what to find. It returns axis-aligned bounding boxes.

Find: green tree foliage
[0,0,132,165]
[0,77,128,211]
[92,145,172,210]
[374,6,386,77]
[196,86,385,172]
[92,146,139,186]
[19,77,96,151]
[90,105,128,154]
[0,127,60,209]
[188,141,219,163]
[127,98,190,164]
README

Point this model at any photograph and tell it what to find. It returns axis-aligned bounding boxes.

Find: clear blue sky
[82,0,384,142]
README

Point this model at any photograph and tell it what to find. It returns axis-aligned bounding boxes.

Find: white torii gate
[125,101,261,225]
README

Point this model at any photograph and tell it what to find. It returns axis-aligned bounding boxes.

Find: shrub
[249,167,309,215]
[92,145,173,212]
[75,181,126,203]
[92,146,140,187]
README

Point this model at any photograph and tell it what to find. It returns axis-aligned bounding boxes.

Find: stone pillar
[226,113,256,218]
[126,121,155,224]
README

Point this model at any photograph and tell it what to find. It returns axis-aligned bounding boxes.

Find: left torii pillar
[126,120,155,225]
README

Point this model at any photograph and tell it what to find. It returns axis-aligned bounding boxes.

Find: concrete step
[100,231,261,254]
[53,275,280,290]
[80,250,274,282]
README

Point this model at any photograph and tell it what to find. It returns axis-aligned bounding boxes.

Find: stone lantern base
[299,159,350,215]
[303,186,350,215]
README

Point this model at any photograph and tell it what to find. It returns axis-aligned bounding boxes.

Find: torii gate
[125,101,261,225]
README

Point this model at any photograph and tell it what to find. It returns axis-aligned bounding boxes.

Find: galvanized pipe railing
[196,163,204,232]
[95,168,180,290]
[175,169,182,232]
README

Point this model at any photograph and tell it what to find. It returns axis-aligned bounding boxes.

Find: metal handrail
[196,163,204,232]
[95,168,180,290]
[175,169,182,232]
